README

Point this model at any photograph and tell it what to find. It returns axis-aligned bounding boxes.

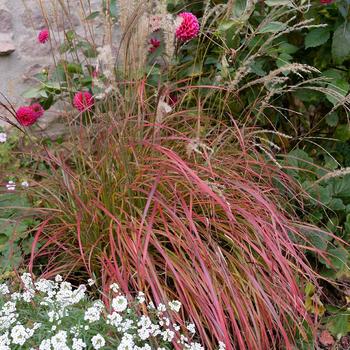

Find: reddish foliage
[29,86,324,349]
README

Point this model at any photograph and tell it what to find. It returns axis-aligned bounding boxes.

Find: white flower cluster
[5,180,29,191]
[0,274,226,350]
[0,132,7,143]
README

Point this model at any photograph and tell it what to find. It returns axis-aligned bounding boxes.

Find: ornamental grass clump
[0,273,208,350]
[0,0,335,349]
[27,82,324,349]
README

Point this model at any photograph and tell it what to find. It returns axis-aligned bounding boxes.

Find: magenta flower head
[30,103,45,119]
[148,38,161,53]
[175,12,199,42]
[73,91,94,112]
[16,106,38,126]
[38,29,49,44]
[320,0,333,4]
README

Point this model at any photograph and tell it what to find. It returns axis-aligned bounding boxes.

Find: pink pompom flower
[73,91,94,112]
[16,106,38,126]
[38,29,49,44]
[148,38,161,53]
[320,0,333,4]
[175,12,199,42]
[30,103,45,119]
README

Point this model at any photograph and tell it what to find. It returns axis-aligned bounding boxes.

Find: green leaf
[276,52,292,69]
[277,42,299,54]
[44,82,61,91]
[331,174,350,198]
[85,11,100,20]
[302,228,330,250]
[285,149,317,180]
[335,124,350,141]
[332,23,350,64]
[185,64,202,77]
[325,112,339,127]
[51,64,67,82]
[231,0,247,18]
[67,63,83,74]
[327,313,350,337]
[265,0,293,6]
[22,87,45,99]
[0,234,8,245]
[110,0,118,17]
[328,247,349,270]
[250,59,266,76]
[65,30,75,42]
[323,69,350,105]
[59,41,72,54]
[329,198,345,211]
[305,27,330,49]
[218,21,235,32]
[258,22,287,34]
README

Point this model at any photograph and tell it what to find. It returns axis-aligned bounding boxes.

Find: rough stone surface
[0,9,13,32]
[0,0,110,130]
[0,40,15,55]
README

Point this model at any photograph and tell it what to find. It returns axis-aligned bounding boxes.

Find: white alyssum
[218,341,226,350]
[6,180,15,191]
[112,295,128,312]
[0,273,216,350]
[0,132,7,143]
[10,324,33,346]
[187,323,196,334]
[91,334,105,349]
[21,180,29,188]
[0,283,10,295]
[72,337,87,350]
[168,300,181,312]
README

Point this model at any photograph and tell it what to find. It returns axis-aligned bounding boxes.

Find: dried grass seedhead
[117,0,153,75]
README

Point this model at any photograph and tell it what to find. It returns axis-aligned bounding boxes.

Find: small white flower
[22,290,34,302]
[110,283,119,292]
[219,341,226,350]
[21,181,29,188]
[136,291,145,304]
[55,275,63,282]
[138,327,151,340]
[188,342,204,350]
[6,181,16,191]
[157,303,166,312]
[0,284,9,295]
[112,295,128,312]
[51,330,68,350]
[72,338,86,350]
[91,334,105,349]
[106,311,123,327]
[168,300,181,312]
[11,324,29,345]
[87,278,95,286]
[120,318,134,332]
[117,334,134,350]
[162,329,175,342]
[0,132,7,143]
[84,305,101,323]
[147,301,155,310]
[187,323,196,334]
[39,339,51,350]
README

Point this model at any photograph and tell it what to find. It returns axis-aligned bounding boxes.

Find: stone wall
[0,0,102,129]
